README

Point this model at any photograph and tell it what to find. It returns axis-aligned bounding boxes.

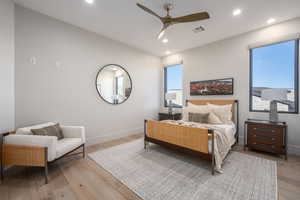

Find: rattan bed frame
[144,100,239,174]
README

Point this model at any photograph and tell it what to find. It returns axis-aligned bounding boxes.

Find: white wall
[163,17,300,155]
[0,0,15,133]
[15,6,161,145]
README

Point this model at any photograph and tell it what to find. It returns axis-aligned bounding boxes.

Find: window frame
[164,65,183,108]
[249,39,299,114]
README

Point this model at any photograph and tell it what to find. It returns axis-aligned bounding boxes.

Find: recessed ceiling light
[162,38,168,43]
[233,9,242,16]
[165,51,171,55]
[267,18,276,24]
[85,0,94,4]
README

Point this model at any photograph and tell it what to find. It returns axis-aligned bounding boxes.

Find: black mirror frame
[95,64,132,105]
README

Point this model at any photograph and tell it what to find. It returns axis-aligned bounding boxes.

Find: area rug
[89,139,277,200]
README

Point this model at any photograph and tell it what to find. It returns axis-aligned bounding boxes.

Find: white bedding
[162,120,236,173]
[208,123,236,152]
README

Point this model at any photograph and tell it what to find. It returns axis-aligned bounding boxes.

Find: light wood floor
[0,134,299,200]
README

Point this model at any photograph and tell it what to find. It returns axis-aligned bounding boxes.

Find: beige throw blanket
[162,120,236,173]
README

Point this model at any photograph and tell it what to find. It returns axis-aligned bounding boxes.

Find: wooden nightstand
[244,119,287,159]
[158,112,182,121]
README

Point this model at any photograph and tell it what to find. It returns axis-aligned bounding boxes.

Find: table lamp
[165,92,177,114]
[261,88,288,122]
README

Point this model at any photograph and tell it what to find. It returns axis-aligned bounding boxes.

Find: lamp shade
[165,92,177,100]
[261,88,288,101]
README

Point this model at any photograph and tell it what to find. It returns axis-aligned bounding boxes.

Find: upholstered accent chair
[2,122,86,183]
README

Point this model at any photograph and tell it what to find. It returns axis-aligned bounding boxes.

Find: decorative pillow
[182,103,211,121]
[182,103,223,124]
[31,123,64,140]
[207,103,232,124]
[188,112,209,123]
[16,122,56,135]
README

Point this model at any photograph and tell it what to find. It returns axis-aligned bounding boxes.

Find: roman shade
[248,33,300,49]
[162,54,183,67]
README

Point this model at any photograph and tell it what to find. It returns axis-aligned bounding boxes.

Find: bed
[144,100,239,174]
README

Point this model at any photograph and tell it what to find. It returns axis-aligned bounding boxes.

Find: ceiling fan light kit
[137,3,210,39]
[158,30,165,39]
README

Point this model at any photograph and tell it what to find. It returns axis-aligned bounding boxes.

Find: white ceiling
[14,0,300,57]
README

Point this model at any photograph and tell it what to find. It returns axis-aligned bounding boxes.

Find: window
[164,64,183,107]
[250,40,299,113]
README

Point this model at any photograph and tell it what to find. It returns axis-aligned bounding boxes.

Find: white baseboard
[288,144,300,156]
[238,136,300,156]
[86,126,143,146]
[238,136,245,145]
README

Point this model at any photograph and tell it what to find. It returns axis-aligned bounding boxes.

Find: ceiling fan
[137,3,210,39]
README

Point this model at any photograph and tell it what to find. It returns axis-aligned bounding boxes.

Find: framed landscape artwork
[190,78,234,96]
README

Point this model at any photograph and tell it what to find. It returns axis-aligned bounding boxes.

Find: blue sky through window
[166,64,183,90]
[252,40,296,89]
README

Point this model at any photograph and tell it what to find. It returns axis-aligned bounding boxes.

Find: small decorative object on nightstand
[261,88,288,122]
[158,112,182,121]
[165,92,177,114]
[244,119,287,160]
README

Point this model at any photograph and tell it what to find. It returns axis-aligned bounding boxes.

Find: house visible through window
[250,40,299,113]
[164,64,183,107]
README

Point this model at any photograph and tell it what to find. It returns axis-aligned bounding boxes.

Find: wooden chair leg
[44,163,48,184]
[44,147,48,184]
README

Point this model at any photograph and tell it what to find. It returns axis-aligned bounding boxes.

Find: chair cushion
[31,123,64,140]
[56,138,83,158]
[16,122,56,135]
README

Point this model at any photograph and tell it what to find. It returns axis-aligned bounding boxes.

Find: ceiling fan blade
[136,3,162,21]
[171,12,210,23]
[157,24,170,39]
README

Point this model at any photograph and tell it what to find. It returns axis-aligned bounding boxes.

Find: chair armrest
[60,126,86,143]
[4,135,57,162]
[3,144,47,167]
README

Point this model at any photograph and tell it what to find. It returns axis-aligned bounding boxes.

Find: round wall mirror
[96,64,132,104]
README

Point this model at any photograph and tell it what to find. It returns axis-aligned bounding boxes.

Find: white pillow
[182,103,222,124]
[208,112,223,124]
[207,103,232,124]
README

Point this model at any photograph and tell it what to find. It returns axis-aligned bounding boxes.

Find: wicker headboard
[186,99,238,122]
